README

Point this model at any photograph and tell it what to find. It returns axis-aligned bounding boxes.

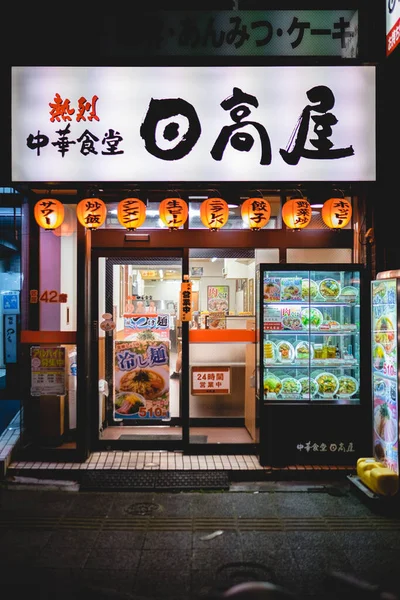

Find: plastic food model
[319,278,341,299]
[264,375,282,394]
[276,341,294,362]
[301,279,318,300]
[264,341,275,361]
[295,341,311,360]
[337,376,358,397]
[299,377,317,397]
[316,372,339,395]
[281,377,301,396]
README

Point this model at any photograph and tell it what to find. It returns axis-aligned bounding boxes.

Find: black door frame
[86,226,353,456]
[90,246,189,453]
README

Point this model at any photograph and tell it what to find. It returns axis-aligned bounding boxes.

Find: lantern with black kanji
[200,198,229,231]
[117,198,146,231]
[76,198,107,230]
[34,199,65,230]
[159,198,188,230]
[282,198,312,230]
[241,198,271,231]
[321,197,352,230]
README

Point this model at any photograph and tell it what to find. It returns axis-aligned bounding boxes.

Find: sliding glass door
[92,251,183,449]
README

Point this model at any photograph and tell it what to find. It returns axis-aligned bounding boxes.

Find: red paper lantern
[282,198,312,230]
[76,198,107,230]
[159,198,188,230]
[321,197,352,230]
[200,198,229,231]
[34,199,65,230]
[117,198,147,230]
[241,198,271,231]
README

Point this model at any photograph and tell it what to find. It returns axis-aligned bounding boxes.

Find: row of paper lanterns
[34,196,352,232]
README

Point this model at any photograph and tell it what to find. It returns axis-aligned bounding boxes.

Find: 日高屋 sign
[12,65,375,183]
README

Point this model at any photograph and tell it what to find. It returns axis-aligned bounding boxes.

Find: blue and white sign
[2,292,20,315]
[11,66,376,183]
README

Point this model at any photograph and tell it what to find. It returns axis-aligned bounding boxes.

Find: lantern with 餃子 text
[117,198,146,230]
[282,198,312,230]
[34,199,65,230]
[159,198,188,230]
[321,197,352,230]
[76,198,107,230]
[241,198,271,231]
[200,198,229,231]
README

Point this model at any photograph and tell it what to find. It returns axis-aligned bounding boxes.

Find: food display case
[256,264,370,467]
[371,275,400,474]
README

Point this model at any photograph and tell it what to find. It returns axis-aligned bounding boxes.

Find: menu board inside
[371,278,399,474]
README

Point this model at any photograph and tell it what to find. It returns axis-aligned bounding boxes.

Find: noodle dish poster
[373,392,398,473]
[114,339,170,419]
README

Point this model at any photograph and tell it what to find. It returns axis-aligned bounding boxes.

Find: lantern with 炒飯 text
[241,198,271,231]
[282,198,312,230]
[321,197,352,230]
[117,198,146,230]
[34,199,65,230]
[159,198,188,230]
[76,198,107,230]
[200,198,229,231]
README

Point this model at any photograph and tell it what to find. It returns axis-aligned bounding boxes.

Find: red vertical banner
[180,281,192,322]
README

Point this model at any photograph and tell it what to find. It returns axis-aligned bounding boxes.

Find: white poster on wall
[11,65,376,183]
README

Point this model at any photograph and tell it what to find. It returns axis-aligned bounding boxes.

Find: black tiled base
[80,469,230,491]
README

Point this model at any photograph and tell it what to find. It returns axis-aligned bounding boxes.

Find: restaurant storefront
[7,7,381,465]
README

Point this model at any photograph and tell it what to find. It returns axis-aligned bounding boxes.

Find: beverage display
[258,267,361,402]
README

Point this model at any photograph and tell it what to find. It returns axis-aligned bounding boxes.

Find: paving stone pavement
[0,478,400,600]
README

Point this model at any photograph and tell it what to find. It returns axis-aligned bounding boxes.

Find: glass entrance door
[93,252,183,448]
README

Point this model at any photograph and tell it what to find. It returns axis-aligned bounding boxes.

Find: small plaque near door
[191,366,231,395]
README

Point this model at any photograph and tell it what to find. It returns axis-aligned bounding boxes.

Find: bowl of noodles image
[116,366,169,401]
[115,392,146,416]
[374,316,395,353]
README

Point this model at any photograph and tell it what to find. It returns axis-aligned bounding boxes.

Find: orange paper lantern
[34,199,65,230]
[282,198,312,230]
[241,198,271,231]
[117,198,147,230]
[159,198,188,230]
[76,198,107,230]
[321,197,352,230]
[200,198,229,231]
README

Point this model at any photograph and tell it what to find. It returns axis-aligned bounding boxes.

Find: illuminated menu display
[371,279,398,474]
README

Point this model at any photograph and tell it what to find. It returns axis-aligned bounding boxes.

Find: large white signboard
[11,66,376,183]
